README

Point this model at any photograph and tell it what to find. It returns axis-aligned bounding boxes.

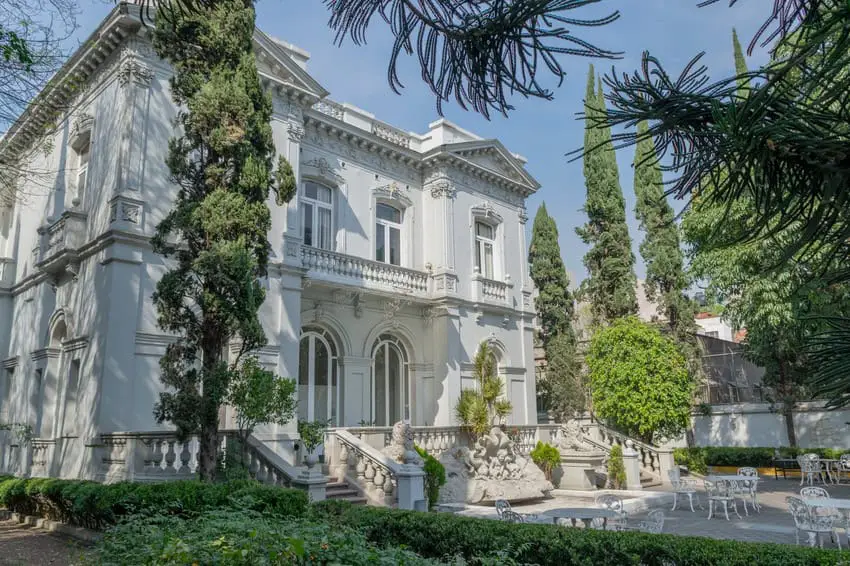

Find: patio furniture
[545,508,618,529]
[705,479,741,521]
[500,510,526,523]
[595,494,629,531]
[788,496,838,548]
[669,469,702,512]
[800,488,843,548]
[802,497,850,548]
[773,457,800,480]
[837,455,850,484]
[495,499,511,519]
[798,454,823,486]
[801,486,830,500]
[737,467,761,513]
[620,510,666,534]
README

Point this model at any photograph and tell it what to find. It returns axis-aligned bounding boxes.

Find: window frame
[474,220,497,279]
[301,180,335,251]
[375,202,403,266]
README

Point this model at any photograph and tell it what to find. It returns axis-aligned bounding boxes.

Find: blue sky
[77,1,772,286]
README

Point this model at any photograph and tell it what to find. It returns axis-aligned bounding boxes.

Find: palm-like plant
[455,342,513,438]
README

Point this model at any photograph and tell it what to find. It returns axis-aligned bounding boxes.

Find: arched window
[298,328,339,425]
[371,334,409,426]
[302,180,334,250]
[375,203,402,266]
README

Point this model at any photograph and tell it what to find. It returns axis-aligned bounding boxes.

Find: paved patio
[450,478,850,548]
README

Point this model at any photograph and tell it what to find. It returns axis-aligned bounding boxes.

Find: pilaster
[115,39,154,196]
[430,306,461,426]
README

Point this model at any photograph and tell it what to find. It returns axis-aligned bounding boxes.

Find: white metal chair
[798,454,823,486]
[837,454,850,484]
[787,496,837,548]
[495,499,511,519]
[705,479,741,521]
[500,510,526,523]
[621,510,665,534]
[595,494,629,531]
[737,467,760,513]
[800,486,843,548]
[801,486,830,500]
[669,469,702,512]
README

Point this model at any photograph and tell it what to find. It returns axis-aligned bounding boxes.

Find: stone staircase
[640,471,662,489]
[325,476,367,505]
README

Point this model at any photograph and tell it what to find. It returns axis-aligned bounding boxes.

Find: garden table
[706,475,754,482]
[543,508,617,529]
[803,498,850,510]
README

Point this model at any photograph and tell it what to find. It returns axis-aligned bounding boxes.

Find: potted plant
[297,419,328,468]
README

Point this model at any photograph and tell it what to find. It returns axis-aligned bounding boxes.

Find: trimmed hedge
[0,477,308,530]
[674,447,850,472]
[310,500,842,566]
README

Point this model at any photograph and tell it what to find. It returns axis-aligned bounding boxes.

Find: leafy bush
[673,447,850,471]
[0,477,308,530]
[87,510,441,565]
[607,444,627,489]
[415,445,446,510]
[529,441,560,481]
[310,501,842,566]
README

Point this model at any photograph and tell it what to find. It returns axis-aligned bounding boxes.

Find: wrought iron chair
[495,499,511,519]
[595,494,629,531]
[736,467,760,513]
[838,454,850,484]
[621,510,666,534]
[800,486,843,548]
[801,486,830,500]
[500,510,526,523]
[787,496,838,548]
[705,479,741,521]
[669,469,702,513]
[798,454,823,486]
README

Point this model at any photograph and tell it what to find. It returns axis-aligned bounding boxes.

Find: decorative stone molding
[428,181,456,200]
[1,356,18,369]
[117,59,153,88]
[372,123,410,149]
[521,290,533,310]
[432,271,458,294]
[61,336,89,354]
[518,206,528,225]
[471,201,503,224]
[302,156,344,185]
[69,113,94,152]
[312,99,344,120]
[31,347,60,363]
[422,307,436,326]
[383,297,408,328]
[287,123,305,143]
[373,182,413,208]
[108,194,144,226]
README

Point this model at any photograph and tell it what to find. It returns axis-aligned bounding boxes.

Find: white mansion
[0,4,541,483]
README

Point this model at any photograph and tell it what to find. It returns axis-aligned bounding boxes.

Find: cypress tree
[529,204,583,418]
[529,203,575,346]
[633,121,697,343]
[732,27,748,91]
[150,0,296,481]
[577,66,637,325]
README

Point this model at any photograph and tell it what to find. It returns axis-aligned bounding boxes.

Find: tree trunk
[199,422,219,482]
[783,403,797,448]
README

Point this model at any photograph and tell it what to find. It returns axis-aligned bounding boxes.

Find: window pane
[305,182,317,200]
[316,184,332,204]
[303,203,313,247]
[318,207,332,250]
[298,339,310,421]
[375,223,385,262]
[475,240,482,273]
[484,242,494,279]
[77,166,87,192]
[315,340,329,422]
[476,222,494,240]
[389,346,400,424]
[377,203,401,223]
[389,227,400,266]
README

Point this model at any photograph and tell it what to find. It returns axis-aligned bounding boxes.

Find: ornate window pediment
[69,113,93,152]
[301,156,344,186]
[372,181,412,209]
[471,201,503,224]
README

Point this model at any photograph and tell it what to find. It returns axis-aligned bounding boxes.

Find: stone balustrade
[581,421,675,485]
[471,273,512,305]
[301,247,430,297]
[37,210,88,271]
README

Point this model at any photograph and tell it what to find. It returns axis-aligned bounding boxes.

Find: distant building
[695,312,740,343]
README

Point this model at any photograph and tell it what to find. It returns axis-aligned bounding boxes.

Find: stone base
[558,451,606,490]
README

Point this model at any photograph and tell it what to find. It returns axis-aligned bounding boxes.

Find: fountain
[555,420,606,490]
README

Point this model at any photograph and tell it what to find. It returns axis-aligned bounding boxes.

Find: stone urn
[304,451,319,469]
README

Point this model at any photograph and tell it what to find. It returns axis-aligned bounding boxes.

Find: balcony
[471,272,512,307]
[36,210,88,276]
[301,246,430,298]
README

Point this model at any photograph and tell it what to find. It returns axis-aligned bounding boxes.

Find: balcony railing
[471,272,512,305]
[37,210,88,273]
[301,247,430,297]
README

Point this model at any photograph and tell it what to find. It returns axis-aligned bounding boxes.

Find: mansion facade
[0,4,539,480]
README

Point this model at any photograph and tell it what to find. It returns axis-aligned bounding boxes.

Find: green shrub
[607,444,626,489]
[415,445,446,510]
[311,501,843,566]
[0,477,308,530]
[529,441,560,481]
[672,447,850,471]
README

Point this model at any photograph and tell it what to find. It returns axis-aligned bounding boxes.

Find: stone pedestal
[292,468,328,502]
[622,441,643,491]
[558,451,606,490]
[396,465,426,510]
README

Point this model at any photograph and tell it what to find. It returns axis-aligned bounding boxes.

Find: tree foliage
[150,0,296,481]
[455,342,511,438]
[537,332,585,421]
[577,66,637,325]
[529,203,574,346]
[587,317,691,444]
[228,357,296,442]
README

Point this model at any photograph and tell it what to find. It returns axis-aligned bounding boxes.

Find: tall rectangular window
[474,221,495,279]
[375,203,402,266]
[64,360,80,436]
[0,367,13,420]
[77,146,90,196]
[302,181,333,250]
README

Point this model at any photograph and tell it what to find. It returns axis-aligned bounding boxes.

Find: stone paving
[452,478,850,548]
[0,521,88,565]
